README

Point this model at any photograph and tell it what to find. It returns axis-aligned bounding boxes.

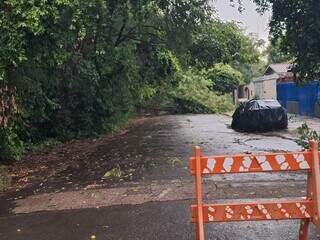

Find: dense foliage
[0,0,260,161]
[253,0,320,80]
[206,63,244,94]
[190,21,260,82]
[172,69,234,113]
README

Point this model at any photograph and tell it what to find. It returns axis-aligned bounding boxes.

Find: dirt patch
[13,179,307,214]
[2,116,146,194]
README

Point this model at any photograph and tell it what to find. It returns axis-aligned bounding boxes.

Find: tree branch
[115,20,127,46]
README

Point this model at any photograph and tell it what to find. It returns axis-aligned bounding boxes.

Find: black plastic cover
[231,100,288,132]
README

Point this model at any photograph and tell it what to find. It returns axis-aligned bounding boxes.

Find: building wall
[234,82,255,104]
[254,78,277,99]
[254,81,263,98]
[262,79,277,99]
[245,82,255,99]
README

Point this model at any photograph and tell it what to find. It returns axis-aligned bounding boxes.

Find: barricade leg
[195,146,205,240]
[310,141,320,228]
[299,172,312,240]
[195,224,201,240]
[299,219,310,240]
[300,140,320,239]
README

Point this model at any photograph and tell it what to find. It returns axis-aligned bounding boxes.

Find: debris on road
[102,165,135,181]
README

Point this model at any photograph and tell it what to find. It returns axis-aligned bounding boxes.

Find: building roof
[253,63,294,83]
[254,73,279,83]
[264,63,292,75]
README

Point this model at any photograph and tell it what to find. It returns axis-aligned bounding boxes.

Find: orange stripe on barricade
[189,140,320,240]
[189,151,312,175]
[191,200,312,223]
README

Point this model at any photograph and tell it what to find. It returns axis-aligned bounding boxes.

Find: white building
[254,73,278,99]
[253,64,293,100]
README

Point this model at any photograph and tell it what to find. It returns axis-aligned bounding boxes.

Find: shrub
[296,123,320,149]
[0,126,24,162]
[172,69,234,113]
[206,63,244,94]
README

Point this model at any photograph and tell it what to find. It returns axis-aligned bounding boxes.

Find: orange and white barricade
[189,140,320,240]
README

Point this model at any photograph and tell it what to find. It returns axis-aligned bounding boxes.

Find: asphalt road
[0,201,318,240]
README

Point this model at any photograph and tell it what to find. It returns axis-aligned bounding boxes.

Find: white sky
[212,0,271,41]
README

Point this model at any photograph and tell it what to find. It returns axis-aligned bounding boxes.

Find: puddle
[244,137,302,152]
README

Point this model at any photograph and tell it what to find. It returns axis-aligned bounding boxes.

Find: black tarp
[231,100,288,132]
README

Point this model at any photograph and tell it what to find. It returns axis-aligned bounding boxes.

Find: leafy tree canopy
[252,0,320,80]
[265,38,293,64]
[206,63,244,94]
[189,21,260,81]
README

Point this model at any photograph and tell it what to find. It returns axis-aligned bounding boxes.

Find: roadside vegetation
[2,1,320,162]
[296,123,320,150]
[0,1,262,161]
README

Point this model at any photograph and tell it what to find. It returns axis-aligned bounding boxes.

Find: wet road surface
[1,114,320,239]
[0,201,317,240]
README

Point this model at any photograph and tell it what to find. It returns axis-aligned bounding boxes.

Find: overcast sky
[212,0,271,41]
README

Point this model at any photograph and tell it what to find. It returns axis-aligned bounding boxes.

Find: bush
[206,63,244,94]
[172,69,234,113]
[0,126,24,162]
